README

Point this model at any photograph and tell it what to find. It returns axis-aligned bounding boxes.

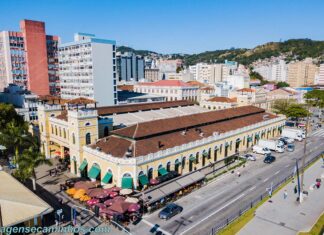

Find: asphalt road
[129,128,324,235]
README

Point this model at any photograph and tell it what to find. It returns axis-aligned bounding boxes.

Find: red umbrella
[94,203,106,210]
[87,198,99,206]
[149,179,160,185]
[111,187,121,192]
[113,196,126,202]
[96,193,108,199]
[104,199,114,206]
[109,191,119,198]
[103,188,112,195]
[108,201,132,214]
[87,188,104,198]
[127,203,141,213]
[74,181,96,191]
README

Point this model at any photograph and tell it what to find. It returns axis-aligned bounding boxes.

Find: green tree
[0,103,24,130]
[304,90,324,108]
[272,99,294,115]
[16,147,52,190]
[285,104,309,119]
[276,82,290,88]
[0,120,32,163]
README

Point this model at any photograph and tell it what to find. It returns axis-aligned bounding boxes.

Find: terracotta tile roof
[201,87,215,91]
[38,95,67,105]
[186,81,207,87]
[112,106,264,139]
[237,88,255,92]
[65,97,96,105]
[206,97,237,103]
[137,80,195,87]
[96,100,195,116]
[55,110,68,121]
[90,109,278,158]
[89,136,132,158]
[117,85,134,91]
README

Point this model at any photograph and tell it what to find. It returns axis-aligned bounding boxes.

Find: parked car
[287,143,295,152]
[159,203,183,220]
[240,154,256,161]
[263,155,276,164]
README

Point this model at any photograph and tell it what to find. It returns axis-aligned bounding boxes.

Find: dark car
[264,155,276,164]
[278,137,288,145]
[158,203,183,220]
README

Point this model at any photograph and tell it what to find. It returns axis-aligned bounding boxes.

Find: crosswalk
[309,128,324,137]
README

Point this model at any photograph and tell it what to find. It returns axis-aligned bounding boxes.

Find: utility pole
[0,204,3,235]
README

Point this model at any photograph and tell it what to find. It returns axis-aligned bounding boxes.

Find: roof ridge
[133,122,139,139]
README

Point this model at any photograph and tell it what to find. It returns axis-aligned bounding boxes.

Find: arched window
[41,124,43,133]
[123,173,132,178]
[72,133,76,144]
[104,126,109,137]
[175,159,180,172]
[55,126,57,135]
[166,162,171,172]
[148,168,153,180]
[59,128,61,137]
[85,133,91,145]
[51,125,54,134]
[85,122,91,126]
[181,157,186,170]
[63,129,66,139]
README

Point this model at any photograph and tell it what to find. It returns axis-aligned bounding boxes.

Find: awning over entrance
[88,165,100,179]
[176,171,205,188]
[79,160,88,171]
[189,155,196,161]
[102,172,113,184]
[122,177,133,189]
[158,167,168,176]
[247,137,252,142]
[139,174,149,186]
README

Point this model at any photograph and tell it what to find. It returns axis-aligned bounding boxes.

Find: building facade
[59,33,117,106]
[0,20,59,95]
[134,80,199,101]
[287,58,318,87]
[116,52,144,82]
[144,68,159,82]
[200,97,238,110]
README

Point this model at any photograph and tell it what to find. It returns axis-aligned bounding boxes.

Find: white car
[240,154,256,161]
[252,145,271,155]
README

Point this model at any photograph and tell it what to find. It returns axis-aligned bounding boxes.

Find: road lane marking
[179,193,245,235]
[263,177,269,182]
[274,170,280,175]
[141,219,172,235]
[249,186,256,191]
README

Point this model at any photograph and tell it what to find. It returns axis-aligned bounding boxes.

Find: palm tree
[17,147,52,191]
[0,120,33,164]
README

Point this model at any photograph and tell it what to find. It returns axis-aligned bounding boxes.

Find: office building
[59,33,117,106]
[0,20,59,95]
[144,68,159,82]
[116,52,144,82]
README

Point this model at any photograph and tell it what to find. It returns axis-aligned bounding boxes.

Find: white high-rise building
[318,64,324,85]
[253,59,287,82]
[59,33,117,106]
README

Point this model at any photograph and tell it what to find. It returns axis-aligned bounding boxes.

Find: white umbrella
[0,145,7,151]
[125,197,139,203]
[120,189,133,195]
[103,183,114,189]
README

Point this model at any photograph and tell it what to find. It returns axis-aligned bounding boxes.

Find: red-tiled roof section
[96,100,195,115]
[237,88,255,92]
[91,111,277,157]
[89,136,132,158]
[56,110,68,121]
[112,106,264,139]
[117,85,134,91]
[207,97,237,103]
[137,80,194,87]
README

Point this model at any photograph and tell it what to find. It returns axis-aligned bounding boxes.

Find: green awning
[189,155,196,161]
[247,137,252,142]
[79,160,88,171]
[88,165,101,179]
[102,172,113,184]
[175,161,181,165]
[236,138,241,142]
[256,134,260,140]
[225,142,229,147]
[158,167,168,176]
[121,177,133,189]
[202,152,208,156]
[278,126,283,130]
[138,174,149,186]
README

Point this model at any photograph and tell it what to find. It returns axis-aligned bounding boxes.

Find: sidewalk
[239,158,324,235]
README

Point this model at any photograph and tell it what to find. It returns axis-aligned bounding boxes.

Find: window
[85,133,91,145]
[166,162,171,172]
[72,133,76,144]
[104,126,109,137]
[63,129,66,139]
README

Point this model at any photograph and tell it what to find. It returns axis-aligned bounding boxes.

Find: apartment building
[317,64,324,85]
[134,80,199,101]
[116,52,144,82]
[59,33,117,106]
[253,59,287,82]
[144,68,159,82]
[287,58,318,87]
[0,20,59,95]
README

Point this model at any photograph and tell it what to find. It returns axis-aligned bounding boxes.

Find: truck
[252,145,271,155]
[285,128,305,139]
[281,129,303,141]
[258,139,285,153]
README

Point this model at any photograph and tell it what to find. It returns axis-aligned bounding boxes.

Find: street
[128,127,324,235]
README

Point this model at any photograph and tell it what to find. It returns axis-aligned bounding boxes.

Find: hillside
[118,39,324,66]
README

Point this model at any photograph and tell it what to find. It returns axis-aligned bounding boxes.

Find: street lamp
[299,98,318,203]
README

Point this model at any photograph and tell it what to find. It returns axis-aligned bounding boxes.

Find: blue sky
[0,0,323,54]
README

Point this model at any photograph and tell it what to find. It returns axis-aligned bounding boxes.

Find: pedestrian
[284,190,288,199]
[237,171,241,177]
[316,181,321,189]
